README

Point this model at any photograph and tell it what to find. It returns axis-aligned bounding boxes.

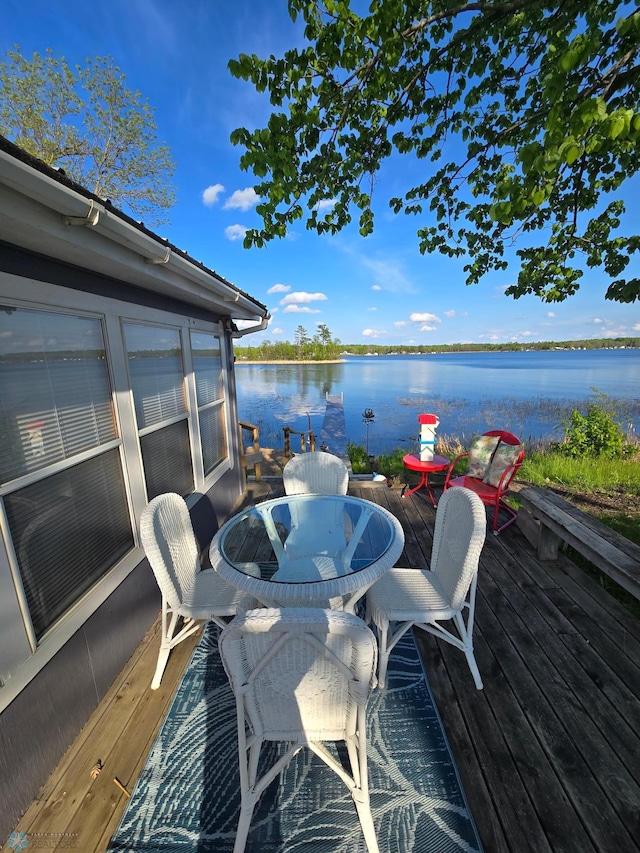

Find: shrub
[373,448,406,479]
[347,442,371,474]
[559,403,625,459]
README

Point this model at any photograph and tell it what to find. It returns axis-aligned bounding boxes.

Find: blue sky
[3,0,639,346]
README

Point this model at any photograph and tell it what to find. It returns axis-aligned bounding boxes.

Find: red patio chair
[443,430,525,535]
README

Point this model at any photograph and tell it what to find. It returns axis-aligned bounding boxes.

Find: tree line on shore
[234,331,640,362]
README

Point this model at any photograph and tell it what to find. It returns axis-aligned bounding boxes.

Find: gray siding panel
[0,620,97,840]
[83,560,160,703]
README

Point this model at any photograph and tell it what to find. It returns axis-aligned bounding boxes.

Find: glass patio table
[209,493,405,612]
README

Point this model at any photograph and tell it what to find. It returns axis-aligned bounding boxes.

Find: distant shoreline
[235,359,347,364]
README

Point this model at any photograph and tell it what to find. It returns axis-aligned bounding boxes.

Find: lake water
[235,349,640,455]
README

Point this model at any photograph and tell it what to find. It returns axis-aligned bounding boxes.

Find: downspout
[231,314,270,337]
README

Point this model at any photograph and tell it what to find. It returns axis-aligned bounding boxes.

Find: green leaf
[531,187,546,206]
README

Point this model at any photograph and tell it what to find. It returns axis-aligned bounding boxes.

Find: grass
[519,449,640,494]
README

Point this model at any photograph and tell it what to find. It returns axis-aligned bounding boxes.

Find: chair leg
[352,792,380,853]
[453,612,483,690]
[233,804,256,853]
[350,710,379,853]
[151,609,179,690]
[493,499,518,535]
[375,619,390,689]
[151,647,172,690]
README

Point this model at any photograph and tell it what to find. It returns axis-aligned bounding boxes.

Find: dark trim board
[0,241,224,323]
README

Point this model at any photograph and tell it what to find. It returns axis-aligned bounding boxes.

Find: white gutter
[0,148,268,321]
[232,314,271,337]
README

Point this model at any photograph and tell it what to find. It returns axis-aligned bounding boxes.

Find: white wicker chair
[283,450,349,495]
[219,607,380,853]
[366,487,487,689]
[140,492,258,690]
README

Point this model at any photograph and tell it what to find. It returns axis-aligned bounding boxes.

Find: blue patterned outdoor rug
[108,625,482,853]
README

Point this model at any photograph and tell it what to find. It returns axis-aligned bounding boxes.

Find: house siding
[0,245,248,839]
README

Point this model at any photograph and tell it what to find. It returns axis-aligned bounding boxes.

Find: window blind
[191,332,227,476]
[124,324,185,429]
[0,308,115,485]
[140,419,194,500]
[198,404,227,475]
[4,449,133,640]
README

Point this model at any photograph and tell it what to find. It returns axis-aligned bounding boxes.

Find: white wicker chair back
[283,451,349,495]
[140,492,200,608]
[430,487,487,610]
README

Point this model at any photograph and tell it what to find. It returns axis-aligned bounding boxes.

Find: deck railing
[282,426,316,459]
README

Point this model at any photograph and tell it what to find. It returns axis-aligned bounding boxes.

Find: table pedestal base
[403,473,438,505]
[401,454,450,508]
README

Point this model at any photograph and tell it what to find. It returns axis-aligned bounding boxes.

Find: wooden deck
[6,480,640,853]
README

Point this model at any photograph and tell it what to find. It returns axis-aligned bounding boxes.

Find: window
[124,323,194,499]
[0,308,115,483]
[0,307,133,640]
[191,331,227,475]
[4,451,132,639]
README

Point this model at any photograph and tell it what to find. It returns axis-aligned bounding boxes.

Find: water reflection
[236,352,640,454]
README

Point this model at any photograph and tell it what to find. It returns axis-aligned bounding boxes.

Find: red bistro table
[402,453,450,506]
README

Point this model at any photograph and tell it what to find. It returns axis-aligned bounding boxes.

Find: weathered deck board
[6,480,640,853]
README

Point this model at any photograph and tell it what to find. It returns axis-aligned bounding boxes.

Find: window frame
[188,328,231,480]
[122,319,194,500]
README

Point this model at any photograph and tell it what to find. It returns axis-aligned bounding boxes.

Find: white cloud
[368,306,377,311]
[521,330,533,336]
[394,320,408,327]
[315,199,337,211]
[410,312,441,324]
[634,322,640,331]
[420,324,436,332]
[362,328,384,338]
[223,187,260,211]
[225,224,248,241]
[267,283,291,294]
[359,256,414,293]
[280,291,328,305]
[371,285,382,291]
[602,324,628,337]
[271,327,284,335]
[283,305,322,314]
[202,183,225,206]
[593,317,603,324]
[444,310,456,318]
[547,311,556,318]
[234,319,257,330]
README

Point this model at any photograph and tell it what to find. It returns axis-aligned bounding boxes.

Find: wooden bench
[517,486,640,601]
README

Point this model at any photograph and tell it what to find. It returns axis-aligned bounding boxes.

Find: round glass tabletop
[215,494,398,584]
[210,493,404,611]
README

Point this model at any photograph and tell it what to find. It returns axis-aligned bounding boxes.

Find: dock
[320,392,351,468]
